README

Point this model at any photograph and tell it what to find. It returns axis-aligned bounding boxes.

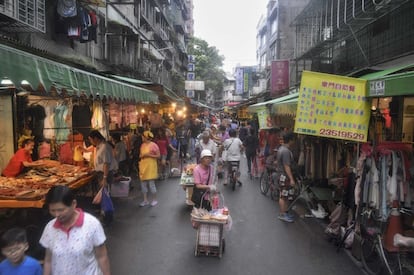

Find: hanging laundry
[57,0,77,18]
[78,6,90,43]
[88,10,98,43]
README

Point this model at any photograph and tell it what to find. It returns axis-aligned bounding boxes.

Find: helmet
[200,149,213,159]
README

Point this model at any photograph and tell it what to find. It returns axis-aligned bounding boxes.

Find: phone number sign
[294,71,371,142]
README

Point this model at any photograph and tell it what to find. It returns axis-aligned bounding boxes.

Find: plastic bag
[101,187,114,212]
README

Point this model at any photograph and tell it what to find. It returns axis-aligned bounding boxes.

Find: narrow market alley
[103,157,364,275]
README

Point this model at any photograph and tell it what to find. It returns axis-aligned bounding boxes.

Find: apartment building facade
[256,0,310,98]
[0,0,193,97]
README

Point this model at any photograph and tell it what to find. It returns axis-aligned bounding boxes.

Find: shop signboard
[270,60,289,97]
[235,67,244,95]
[185,80,204,91]
[186,90,195,98]
[257,106,273,129]
[369,80,385,96]
[294,71,370,142]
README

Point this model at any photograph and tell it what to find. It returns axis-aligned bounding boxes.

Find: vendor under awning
[1,138,44,177]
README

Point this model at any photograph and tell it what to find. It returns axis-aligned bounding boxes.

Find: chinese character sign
[257,107,273,129]
[294,71,371,142]
[271,60,289,96]
[235,67,244,95]
[188,55,195,63]
[187,72,195,80]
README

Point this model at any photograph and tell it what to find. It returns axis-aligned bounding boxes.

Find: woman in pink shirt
[193,149,215,210]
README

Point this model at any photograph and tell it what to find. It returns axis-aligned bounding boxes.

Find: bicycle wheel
[361,233,391,275]
[260,170,270,195]
[270,183,279,201]
[231,171,236,191]
[389,252,414,275]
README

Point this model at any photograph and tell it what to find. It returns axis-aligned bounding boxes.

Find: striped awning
[0,44,158,103]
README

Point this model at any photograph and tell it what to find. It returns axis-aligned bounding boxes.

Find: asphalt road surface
[104,157,364,275]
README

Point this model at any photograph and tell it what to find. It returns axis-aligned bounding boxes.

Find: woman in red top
[1,138,44,177]
[154,128,170,179]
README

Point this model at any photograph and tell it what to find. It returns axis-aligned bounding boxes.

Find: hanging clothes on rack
[54,102,70,144]
[42,102,56,140]
[72,103,92,144]
[91,101,109,140]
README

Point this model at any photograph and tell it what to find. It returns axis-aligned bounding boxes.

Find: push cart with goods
[192,216,226,258]
[190,192,229,258]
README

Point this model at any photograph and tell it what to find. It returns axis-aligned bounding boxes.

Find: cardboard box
[111,177,131,197]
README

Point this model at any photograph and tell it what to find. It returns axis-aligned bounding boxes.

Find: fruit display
[184,163,197,176]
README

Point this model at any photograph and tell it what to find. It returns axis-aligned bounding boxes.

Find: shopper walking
[78,130,115,226]
[196,130,217,163]
[154,128,169,179]
[40,186,111,275]
[111,133,128,176]
[243,128,259,178]
[129,127,144,180]
[222,129,244,186]
[139,131,160,207]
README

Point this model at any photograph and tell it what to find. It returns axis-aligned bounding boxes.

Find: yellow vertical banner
[257,107,273,129]
[294,71,371,142]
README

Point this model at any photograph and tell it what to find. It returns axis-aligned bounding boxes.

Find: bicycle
[228,161,240,191]
[259,167,279,200]
[358,207,414,275]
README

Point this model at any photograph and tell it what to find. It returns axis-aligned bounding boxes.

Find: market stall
[0,161,95,208]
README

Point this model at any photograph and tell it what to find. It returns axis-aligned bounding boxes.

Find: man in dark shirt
[189,118,202,159]
[276,132,296,223]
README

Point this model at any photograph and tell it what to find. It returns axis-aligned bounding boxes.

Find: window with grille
[0,0,45,32]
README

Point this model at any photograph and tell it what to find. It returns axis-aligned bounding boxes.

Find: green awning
[108,74,152,85]
[163,86,184,103]
[359,64,414,97]
[248,93,298,111]
[0,44,158,103]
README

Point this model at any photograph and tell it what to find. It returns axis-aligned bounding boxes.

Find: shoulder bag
[221,138,235,161]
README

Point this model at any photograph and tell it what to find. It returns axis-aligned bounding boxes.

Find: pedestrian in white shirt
[221,129,244,185]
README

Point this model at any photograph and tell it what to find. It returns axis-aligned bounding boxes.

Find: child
[0,227,42,275]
